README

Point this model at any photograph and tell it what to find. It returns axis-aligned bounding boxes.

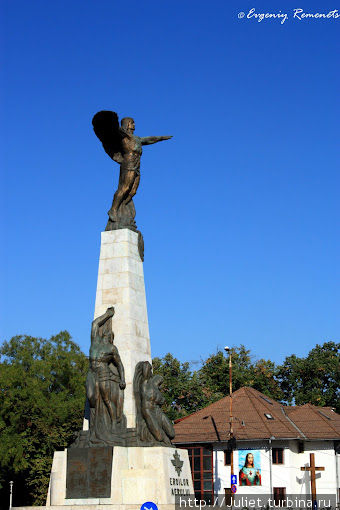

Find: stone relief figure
[86,307,127,446]
[133,361,175,446]
[92,111,172,233]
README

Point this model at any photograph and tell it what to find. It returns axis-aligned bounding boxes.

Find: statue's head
[121,117,135,133]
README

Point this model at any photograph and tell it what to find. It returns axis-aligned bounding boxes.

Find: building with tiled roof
[173,387,340,505]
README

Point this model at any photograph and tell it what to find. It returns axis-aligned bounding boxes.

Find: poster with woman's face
[238,450,262,486]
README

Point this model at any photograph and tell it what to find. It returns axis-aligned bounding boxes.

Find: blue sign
[231,474,237,485]
[231,484,237,494]
[313,501,317,510]
[141,503,158,510]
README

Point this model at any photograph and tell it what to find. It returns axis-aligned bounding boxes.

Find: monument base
[15,506,177,510]
[12,446,192,509]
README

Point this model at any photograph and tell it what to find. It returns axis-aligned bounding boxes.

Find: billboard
[238,450,262,486]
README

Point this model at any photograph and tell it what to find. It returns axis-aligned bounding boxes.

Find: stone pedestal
[93,229,151,429]
[43,446,193,508]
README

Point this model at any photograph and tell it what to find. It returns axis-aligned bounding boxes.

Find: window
[298,440,304,453]
[264,413,274,420]
[224,488,232,506]
[274,487,286,505]
[224,450,231,465]
[272,448,284,464]
[186,446,214,504]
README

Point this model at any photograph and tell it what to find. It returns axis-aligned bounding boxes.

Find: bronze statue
[70,312,175,448]
[92,111,172,233]
[134,361,175,446]
[86,307,126,446]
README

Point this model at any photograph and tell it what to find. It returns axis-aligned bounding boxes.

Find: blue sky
[1,0,339,365]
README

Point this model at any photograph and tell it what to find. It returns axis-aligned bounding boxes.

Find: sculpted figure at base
[86,307,126,446]
[134,361,175,446]
[92,110,172,235]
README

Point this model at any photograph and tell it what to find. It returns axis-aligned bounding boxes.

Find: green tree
[197,345,253,403]
[250,359,284,401]
[197,345,283,404]
[277,341,340,412]
[152,353,207,420]
[196,350,228,403]
[0,332,87,507]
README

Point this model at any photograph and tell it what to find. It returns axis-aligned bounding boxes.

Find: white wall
[289,441,337,495]
[213,440,338,497]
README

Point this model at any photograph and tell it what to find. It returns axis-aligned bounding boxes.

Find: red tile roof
[173,387,340,443]
[285,404,340,439]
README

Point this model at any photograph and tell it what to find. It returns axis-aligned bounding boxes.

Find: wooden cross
[300,453,325,507]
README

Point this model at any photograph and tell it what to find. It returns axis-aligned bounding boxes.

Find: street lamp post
[224,346,234,502]
[9,481,13,510]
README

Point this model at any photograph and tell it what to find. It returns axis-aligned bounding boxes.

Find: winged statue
[133,361,175,446]
[92,111,172,233]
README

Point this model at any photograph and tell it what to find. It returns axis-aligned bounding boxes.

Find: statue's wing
[133,362,144,408]
[133,362,145,434]
[92,110,123,163]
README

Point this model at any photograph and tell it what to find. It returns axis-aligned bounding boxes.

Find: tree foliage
[0,332,87,507]
[153,342,338,419]
[197,345,258,403]
[152,353,206,420]
[277,341,340,412]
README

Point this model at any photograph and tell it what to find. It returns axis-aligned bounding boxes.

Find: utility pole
[224,346,234,503]
[9,481,13,510]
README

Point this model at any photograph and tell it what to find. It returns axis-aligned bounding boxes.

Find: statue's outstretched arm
[91,307,115,336]
[140,135,172,146]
